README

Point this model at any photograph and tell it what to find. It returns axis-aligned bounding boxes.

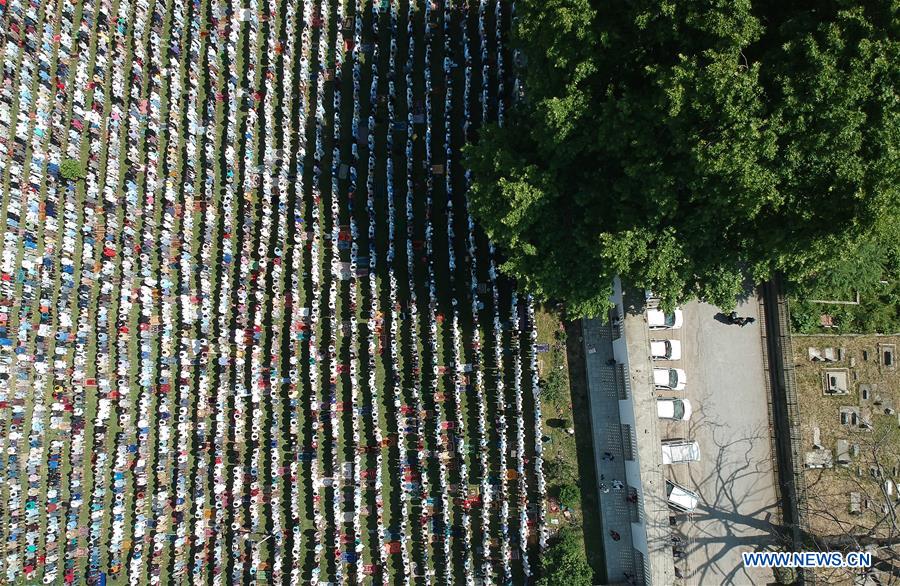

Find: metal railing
[616,363,630,400]
[621,424,635,461]
[761,276,810,584]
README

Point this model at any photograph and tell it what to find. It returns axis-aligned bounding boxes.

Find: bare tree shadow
[656,406,783,585]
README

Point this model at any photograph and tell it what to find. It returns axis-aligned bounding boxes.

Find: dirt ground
[792,334,900,538]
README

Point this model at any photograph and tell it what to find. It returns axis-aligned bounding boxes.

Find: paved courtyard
[659,297,781,584]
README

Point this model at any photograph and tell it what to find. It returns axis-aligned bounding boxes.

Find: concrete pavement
[659,296,781,585]
[582,317,636,582]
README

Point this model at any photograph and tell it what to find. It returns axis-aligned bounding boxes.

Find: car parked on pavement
[647,308,683,330]
[661,440,701,464]
[666,480,699,512]
[653,367,686,390]
[650,339,682,360]
[657,398,692,421]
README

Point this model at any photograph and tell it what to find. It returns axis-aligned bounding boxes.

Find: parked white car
[653,367,686,390]
[650,339,682,360]
[647,308,683,330]
[657,398,692,421]
[666,480,699,512]
[661,440,701,464]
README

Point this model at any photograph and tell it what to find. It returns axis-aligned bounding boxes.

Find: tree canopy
[60,158,85,181]
[557,483,581,509]
[537,529,593,586]
[466,0,899,316]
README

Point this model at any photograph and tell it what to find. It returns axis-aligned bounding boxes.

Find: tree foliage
[540,364,568,405]
[788,220,900,333]
[466,0,899,316]
[557,483,581,509]
[537,529,593,586]
[60,158,85,181]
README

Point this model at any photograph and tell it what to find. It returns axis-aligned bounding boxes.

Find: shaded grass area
[535,309,606,580]
[788,239,900,335]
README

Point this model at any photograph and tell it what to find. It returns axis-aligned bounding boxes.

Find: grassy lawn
[534,307,606,579]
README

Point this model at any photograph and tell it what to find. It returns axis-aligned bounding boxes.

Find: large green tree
[466,0,899,316]
[537,529,594,586]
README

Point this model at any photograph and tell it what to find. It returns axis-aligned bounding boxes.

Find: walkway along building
[582,278,674,585]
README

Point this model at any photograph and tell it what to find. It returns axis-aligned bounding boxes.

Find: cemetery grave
[795,335,900,541]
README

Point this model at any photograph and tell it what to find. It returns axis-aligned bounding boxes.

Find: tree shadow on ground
[563,317,607,582]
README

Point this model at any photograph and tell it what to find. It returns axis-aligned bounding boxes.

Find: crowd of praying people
[0,0,547,583]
